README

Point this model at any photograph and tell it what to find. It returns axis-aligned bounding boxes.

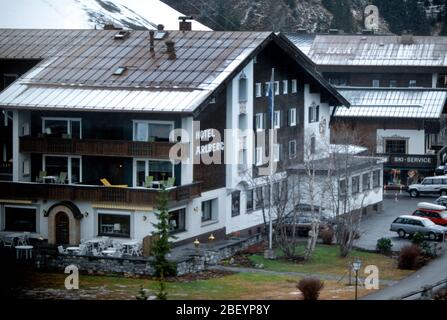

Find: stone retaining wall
[35,234,262,277]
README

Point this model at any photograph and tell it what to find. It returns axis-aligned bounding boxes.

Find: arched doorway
[47,202,82,245]
[55,212,69,244]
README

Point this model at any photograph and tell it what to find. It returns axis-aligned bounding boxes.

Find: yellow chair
[100,178,128,188]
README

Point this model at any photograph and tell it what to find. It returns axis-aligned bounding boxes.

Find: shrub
[376,237,393,254]
[398,245,422,270]
[296,278,324,300]
[320,228,334,245]
[411,232,425,246]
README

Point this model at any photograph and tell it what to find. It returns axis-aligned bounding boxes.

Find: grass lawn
[9,269,378,300]
[247,244,413,281]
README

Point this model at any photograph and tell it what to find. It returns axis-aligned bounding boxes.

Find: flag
[267,68,275,125]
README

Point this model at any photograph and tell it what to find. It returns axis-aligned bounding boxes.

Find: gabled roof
[286,34,447,67]
[0,29,348,113]
[334,88,447,119]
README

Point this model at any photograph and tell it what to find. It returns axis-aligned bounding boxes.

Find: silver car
[390,215,447,241]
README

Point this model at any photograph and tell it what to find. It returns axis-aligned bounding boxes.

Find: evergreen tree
[150,185,177,300]
[322,0,355,32]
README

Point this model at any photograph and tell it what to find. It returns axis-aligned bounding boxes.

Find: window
[232,191,240,217]
[255,113,264,131]
[373,170,381,188]
[274,81,280,95]
[389,80,397,87]
[134,159,173,186]
[265,82,271,96]
[43,155,81,184]
[98,212,130,238]
[291,79,297,93]
[42,118,81,139]
[133,121,173,142]
[288,108,297,126]
[308,103,319,123]
[256,147,263,166]
[255,83,262,97]
[362,173,371,191]
[273,111,281,129]
[273,144,280,162]
[422,178,434,185]
[339,179,347,196]
[352,176,360,195]
[22,159,30,176]
[385,139,407,154]
[282,80,288,94]
[169,208,186,233]
[289,140,297,159]
[202,199,216,222]
[4,206,36,232]
[255,187,263,209]
[246,189,254,213]
[310,136,316,155]
[239,74,248,102]
[409,80,417,87]
[372,79,380,87]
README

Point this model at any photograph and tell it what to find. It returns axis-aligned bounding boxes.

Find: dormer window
[239,73,248,103]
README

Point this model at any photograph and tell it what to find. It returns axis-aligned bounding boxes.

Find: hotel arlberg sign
[168,121,278,176]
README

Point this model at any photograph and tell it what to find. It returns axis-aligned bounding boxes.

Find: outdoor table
[102,248,117,256]
[66,247,80,254]
[15,245,33,260]
[43,176,57,183]
[122,241,139,254]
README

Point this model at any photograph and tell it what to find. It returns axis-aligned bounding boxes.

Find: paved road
[362,249,447,300]
[355,194,438,252]
[356,194,447,299]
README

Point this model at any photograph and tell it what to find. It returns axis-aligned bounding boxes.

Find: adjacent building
[288,33,447,188]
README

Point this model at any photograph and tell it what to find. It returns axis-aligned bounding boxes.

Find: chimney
[362,29,374,35]
[149,30,155,52]
[401,34,414,45]
[296,28,307,34]
[179,16,193,31]
[165,40,176,60]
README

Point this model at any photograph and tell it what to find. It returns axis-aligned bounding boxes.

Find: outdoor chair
[143,176,154,188]
[3,237,14,248]
[100,178,128,188]
[130,244,142,257]
[92,248,100,256]
[17,235,27,246]
[57,246,67,255]
[164,177,175,188]
[77,244,87,255]
[56,172,67,184]
[113,250,123,258]
[36,170,47,183]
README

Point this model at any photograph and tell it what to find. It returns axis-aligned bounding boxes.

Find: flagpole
[269,68,274,253]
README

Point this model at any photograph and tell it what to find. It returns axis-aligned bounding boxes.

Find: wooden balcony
[0,181,202,206]
[20,136,183,159]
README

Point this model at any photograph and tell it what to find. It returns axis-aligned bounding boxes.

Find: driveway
[354,194,439,252]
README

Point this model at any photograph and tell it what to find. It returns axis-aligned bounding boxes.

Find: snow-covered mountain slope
[0,0,210,30]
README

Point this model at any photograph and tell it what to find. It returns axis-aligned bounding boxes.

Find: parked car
[407,176,447,198]
[283,206,335,237]
[390,215,447,241]
[435,196,447,207]
[435,165,447,175]
[412,202,447,226]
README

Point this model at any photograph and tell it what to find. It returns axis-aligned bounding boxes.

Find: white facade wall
[376,129,425,155]
[303,84,331,160]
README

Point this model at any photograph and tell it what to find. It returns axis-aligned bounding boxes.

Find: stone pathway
[209,265,399,286]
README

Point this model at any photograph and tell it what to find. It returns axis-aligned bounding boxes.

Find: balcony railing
[0,181,202,206]
[20,136,183,159]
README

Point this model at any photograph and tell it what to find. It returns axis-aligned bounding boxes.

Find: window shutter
[287,109,290,126]
[316,105,320,121]
[308,106,312,123]
[263,112,267,130]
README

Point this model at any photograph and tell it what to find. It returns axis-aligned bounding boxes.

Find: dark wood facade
[0,181,202,206]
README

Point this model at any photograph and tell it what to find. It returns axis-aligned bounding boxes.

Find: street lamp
[352,259,362,300]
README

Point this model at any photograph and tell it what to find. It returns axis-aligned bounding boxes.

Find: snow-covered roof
[0,0,210,31]
[335,88,447,119]
[286,34,447,67]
